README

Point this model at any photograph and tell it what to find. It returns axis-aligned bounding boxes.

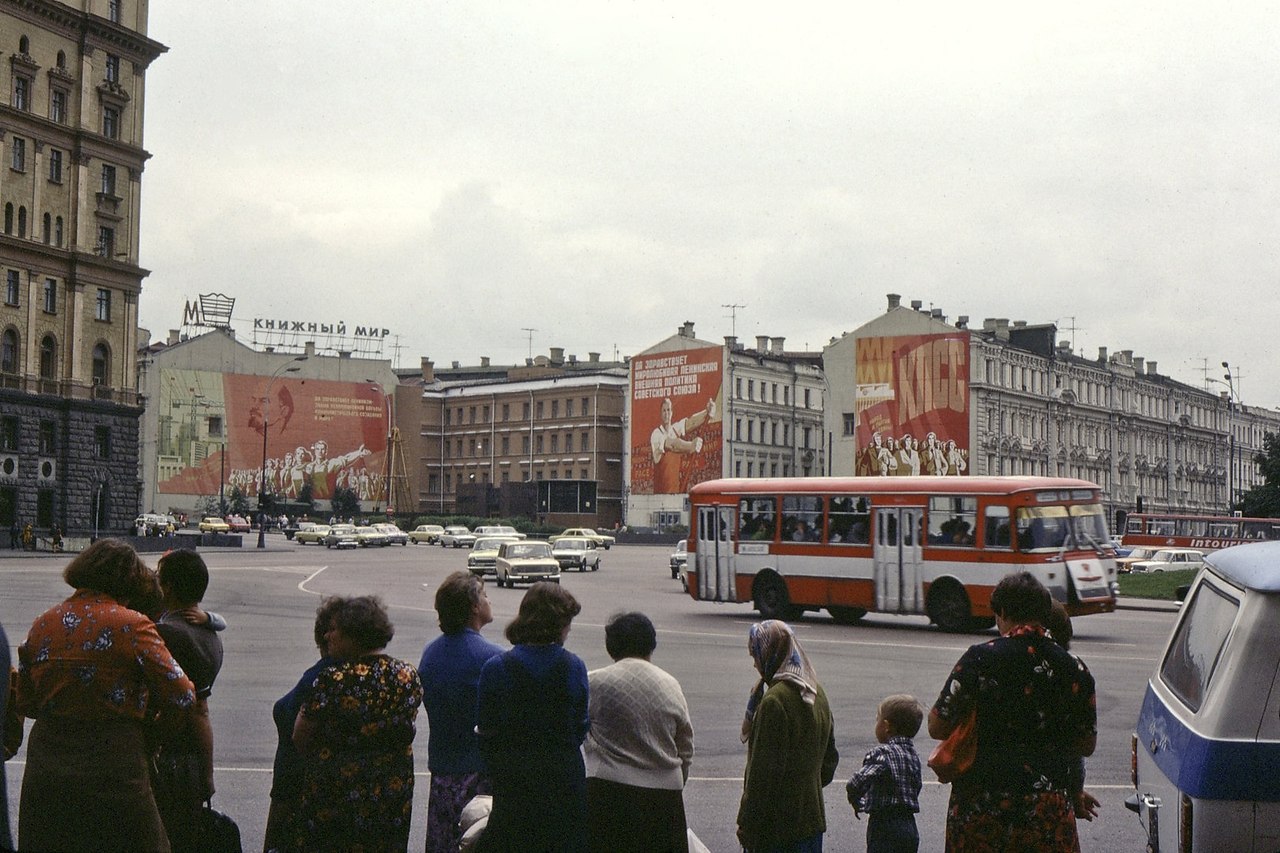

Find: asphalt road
[1,540,1166,851]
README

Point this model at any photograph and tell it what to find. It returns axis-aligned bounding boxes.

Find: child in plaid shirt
[845,694,923,853]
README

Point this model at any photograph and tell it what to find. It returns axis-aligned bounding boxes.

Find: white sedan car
[1128,548,1207,573]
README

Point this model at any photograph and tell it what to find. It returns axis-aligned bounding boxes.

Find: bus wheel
[755,573,800,621]
[828,606,866,625]
[928,581,973,632]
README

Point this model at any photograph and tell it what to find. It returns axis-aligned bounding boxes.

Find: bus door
[696,504,737,602]
[874,506,925,613]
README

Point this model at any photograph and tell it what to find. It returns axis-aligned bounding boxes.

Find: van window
[1160,581,1239,713]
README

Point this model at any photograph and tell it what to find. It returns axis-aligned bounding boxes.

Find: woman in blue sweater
[477,582,588,852]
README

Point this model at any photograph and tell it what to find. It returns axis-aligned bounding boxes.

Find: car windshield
[509,544,551,558]
[474,538,505,550]
[558,540,586,551]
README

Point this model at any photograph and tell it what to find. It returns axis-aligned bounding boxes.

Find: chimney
[680,321,695,338]
[1121,350,1133,364]
[525,358,533,366]
[452,360,461,369]
[1097,347,1108,364]
[994,319,1010,341]
[956,315,969,329]
[304,340,316,356]
[1133,356,1144,373]
[910,299,923,311]
[1013,321,1027,329]
[167,329,180,345]
[568,353,577,365]
[770,336,785,354]
[755,335,769,352]
[1147,361,1158,375]
[887,293,901,310]
[480,356,490,368]
[724,335,737,349]
[930,308,944,321]
[549,347,565,365]
[589,352,600,363]
[421,358,435,382]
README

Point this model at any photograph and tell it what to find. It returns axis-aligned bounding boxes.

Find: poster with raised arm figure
[630,346,724,495]
[156,368,388,501]
[854,333,970,476]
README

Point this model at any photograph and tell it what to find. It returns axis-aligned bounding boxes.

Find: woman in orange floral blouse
[15,538,196,852]
[293,595,423,852]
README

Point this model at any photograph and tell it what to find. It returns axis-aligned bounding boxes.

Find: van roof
[1205,541,1280,592]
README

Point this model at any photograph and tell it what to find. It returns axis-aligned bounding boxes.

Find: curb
[1115,598,1181,613]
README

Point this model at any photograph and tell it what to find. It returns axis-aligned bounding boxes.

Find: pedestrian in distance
[845,695,924,853]
[418,572,505,853]
[585,611,694,853]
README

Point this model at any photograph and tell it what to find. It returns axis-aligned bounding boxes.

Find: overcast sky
[138,2,1279,409]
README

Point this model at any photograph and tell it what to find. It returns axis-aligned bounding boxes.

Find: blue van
[1128,541,1280,851]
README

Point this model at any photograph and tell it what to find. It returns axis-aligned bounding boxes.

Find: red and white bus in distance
[686,476,1117,631]
[1122,512,1280,552]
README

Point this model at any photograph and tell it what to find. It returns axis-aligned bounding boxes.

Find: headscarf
[741,620,819,742]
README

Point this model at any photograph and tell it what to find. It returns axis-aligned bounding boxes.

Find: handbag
[197,799,242,853]
[928,708,977,783]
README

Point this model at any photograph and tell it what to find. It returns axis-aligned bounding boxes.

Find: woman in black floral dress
[928,572,1096,852]
[293,596,423,852]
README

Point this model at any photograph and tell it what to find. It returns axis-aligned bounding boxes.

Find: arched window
[1,329,18,374]
[55,216,64,247]
[17,207,27,238]
[57,50,66,69]
[39,335,56,380]
[42,213,51,243]
[3,204,11,235]
[92,343,110,386]
[19,36,29,54]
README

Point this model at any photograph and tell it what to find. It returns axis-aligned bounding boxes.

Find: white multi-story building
[824,294,1279,529]
[627,322,825,529]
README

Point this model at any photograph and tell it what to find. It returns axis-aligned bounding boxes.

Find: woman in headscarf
[736,620,839,853]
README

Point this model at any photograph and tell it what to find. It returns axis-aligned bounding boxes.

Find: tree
[331,487,360,519]
[228,486,250,517]
[298,481,316,515]
[1235,432,1280,517]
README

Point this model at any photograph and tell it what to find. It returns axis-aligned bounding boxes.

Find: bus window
[1149,520,1175,537]
[739,497,777,541]
[984,505,1012,548]
[1016,506,1071,551]
[782,495,822,542]
[1126,516,1143,535]
[1068,503,1109,549]
[928,496,977,546]
[828,496,870,545]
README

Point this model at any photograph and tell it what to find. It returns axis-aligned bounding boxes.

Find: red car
[224,515,251,533]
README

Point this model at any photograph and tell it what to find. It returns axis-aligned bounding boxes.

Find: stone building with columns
[0,1,166,535]
[824,294,1280,529]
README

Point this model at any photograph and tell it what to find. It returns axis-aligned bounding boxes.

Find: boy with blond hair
[846,694,923,853]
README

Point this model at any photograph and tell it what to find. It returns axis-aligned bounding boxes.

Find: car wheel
[671,566,679,579]
[592,561,600,572]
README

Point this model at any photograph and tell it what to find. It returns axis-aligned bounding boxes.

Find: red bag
[928,708,977,783]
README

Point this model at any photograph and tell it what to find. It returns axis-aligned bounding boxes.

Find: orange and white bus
[686,476,1117,631]
[1122,512,1280,552]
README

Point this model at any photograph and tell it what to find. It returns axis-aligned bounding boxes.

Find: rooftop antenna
[722,303,746,339]
[390,335,405,370]
[521,328,537,361]
[1055,316,1082,353]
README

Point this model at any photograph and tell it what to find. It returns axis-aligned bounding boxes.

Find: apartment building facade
[1,0,165,533]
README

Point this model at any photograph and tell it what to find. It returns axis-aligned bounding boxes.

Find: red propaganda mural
[630,346,724,495]
[157,368,388,501]
[853,333,970,477]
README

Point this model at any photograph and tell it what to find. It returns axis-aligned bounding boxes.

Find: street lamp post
[258,357,307,548]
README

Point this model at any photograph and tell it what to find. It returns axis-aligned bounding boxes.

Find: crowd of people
[0,537,1098,853]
